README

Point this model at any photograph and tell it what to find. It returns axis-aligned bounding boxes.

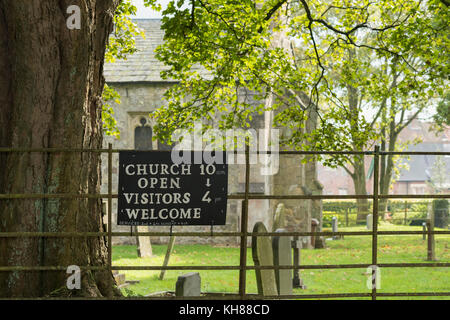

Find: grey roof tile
[104,19,172,83]
[105,19,210,83]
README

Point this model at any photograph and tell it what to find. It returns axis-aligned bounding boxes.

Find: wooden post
[159,236,177,280]
[426,219,436,261]
[371,146,380,300]
[311,219,319,246]
[404,201,408,225]
[238,144,250,299]
[345,208,349,227]
[108,143,113,296]
[291,237,306,289]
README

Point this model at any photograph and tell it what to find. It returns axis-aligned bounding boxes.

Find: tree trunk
[379,152,395,214]
[0,0,120,297]
[345,59,368,224]
[379,122,397,215]
[352,157,369,223]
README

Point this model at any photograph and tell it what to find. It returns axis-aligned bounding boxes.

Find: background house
[318,119,450,196]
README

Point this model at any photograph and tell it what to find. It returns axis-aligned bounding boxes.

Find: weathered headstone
[310,218,326,249]
[366,214,373,231]
[175,272,201,297]
[331,217,339,240]
[314,237,326,249]
[252,222,278,296]
[113,271,126,286]
[272,229,293,296]
[272,203,286,232]
[136,226,152,258]
[310,218,319,247]
[422,222,427,240]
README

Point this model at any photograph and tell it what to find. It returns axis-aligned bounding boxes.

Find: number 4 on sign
[202,191,212,203]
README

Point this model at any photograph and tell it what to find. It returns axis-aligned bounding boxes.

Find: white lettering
[66,5,81,30]
[125,164,135,175]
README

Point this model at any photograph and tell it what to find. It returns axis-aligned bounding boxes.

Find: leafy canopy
[146,0,448,153]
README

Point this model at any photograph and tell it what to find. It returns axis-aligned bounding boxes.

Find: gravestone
[136,226,152,258]
[175,272,201,297]
[113,271,126,286]
[252,222,278,296]
[366,214,373,231]
[310,218,326,249]
[272,229,293,296]
[331,217,339,240]
[422,222,427,240]
[291,237,306,289]
[314,236,326,249]
[310,218,319,247]
[272,203,286,232]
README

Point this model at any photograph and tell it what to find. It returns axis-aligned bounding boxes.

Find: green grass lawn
[112,224,449,300]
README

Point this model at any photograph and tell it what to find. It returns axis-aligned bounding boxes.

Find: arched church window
[134,118,153,150]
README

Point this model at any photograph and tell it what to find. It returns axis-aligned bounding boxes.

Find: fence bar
[0,230,449,238]
[107,143,113,296]
[233,194,450,199]
[2,262,448,272]
[371,146,380,300]
[3,291,449,301]
[0,146,449,300]
[1,147,449,156]
[0,194,116,199]
[2,193,449,200]
[238,144,250,299]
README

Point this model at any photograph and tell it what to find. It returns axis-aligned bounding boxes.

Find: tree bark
[345,60,369,224]
[0,0,120,297]
[379,125,397,215]
[352,158,369,223]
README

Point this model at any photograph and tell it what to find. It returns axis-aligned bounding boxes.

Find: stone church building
[102,19,323,248]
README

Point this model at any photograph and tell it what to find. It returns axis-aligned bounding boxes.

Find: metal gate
[0,145,449,299]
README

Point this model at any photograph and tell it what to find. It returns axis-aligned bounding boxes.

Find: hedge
[322,200,431,226]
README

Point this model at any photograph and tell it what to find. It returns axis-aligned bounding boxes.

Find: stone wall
[101,83,273,246]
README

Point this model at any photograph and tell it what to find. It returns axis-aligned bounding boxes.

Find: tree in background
[428,155,448,193]
[148,0,449,220]
[432,91,450,131]
[103,0,146,138]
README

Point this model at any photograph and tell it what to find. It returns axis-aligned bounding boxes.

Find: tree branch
[395,104,426,134]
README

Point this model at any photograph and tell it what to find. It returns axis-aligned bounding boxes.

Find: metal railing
[0,145,449,300]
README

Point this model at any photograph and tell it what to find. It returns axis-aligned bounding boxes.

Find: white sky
[131,0,168,19]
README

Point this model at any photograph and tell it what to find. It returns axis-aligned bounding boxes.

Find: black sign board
[117,151,228,226]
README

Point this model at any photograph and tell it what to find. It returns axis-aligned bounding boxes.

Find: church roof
[104,19,173,83]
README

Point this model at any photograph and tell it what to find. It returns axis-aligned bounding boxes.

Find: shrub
[322,200,431,226]
[433,199,449,229]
